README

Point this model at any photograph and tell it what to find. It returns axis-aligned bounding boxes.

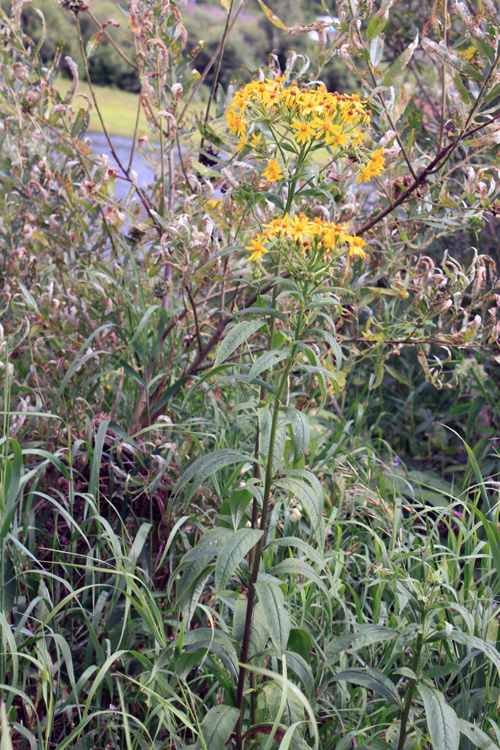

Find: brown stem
[356,112,500,237]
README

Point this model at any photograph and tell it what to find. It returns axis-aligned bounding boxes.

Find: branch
[356,113,500,237]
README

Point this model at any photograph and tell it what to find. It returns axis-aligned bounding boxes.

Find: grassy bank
[54,79,150,137]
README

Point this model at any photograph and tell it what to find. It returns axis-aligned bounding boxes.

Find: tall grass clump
[1,0,500,748]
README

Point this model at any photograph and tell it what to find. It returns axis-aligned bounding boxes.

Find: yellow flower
[288,213,313,244]
[237,134,248,151]
[250,131,262,148]
[226,107,246,138]
[262,157,283,182]
[246,236,268,261]
[314,119,350,148]
[346,235,367,258]
[291,118,318,145]
[356,148,386,183]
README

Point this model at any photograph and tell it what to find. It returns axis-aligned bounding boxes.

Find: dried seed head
[58,0,89,12]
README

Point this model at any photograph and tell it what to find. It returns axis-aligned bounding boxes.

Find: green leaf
[2,440,23,538]
[466,504,500,593]
[1,701,14,750]
[255,581,290,654]
[284,407,310,464]
[214,320,265,367]
[332,668,400,705]
[256,0,288,29]
[173,449,254,503]
[181,528,234,563]
[269,536,325,568]
[232,596,269,657]
[230,489,253,528]
[199,705,239,750]
[366,7,391,40]
[458,719,500,750]
[242,663,319,750]
[383,35,419,86]
[262,680,304,725]
[267,559,329,597]
[422,37,483,82]
[447,628,500,677]
[0,555,16,616]
[285,651,313,696]
[417,684,459,750]
[215,528,263,591]
[453,73,470,105]
[326,626,399,664]
[274,470,324,543]
[249,349,290,381]
[233,307,290,323]
[258,407,287,475]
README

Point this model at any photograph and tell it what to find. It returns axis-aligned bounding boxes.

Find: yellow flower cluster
[356,148,386,183]
[245,213,367,261]
[226,76,371,151]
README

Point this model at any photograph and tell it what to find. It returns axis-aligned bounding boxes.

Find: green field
[54,79,151,137]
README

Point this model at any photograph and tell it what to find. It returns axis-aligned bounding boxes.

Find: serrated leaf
[417,684,459,750]
[199,705,239,750]
[255,581,290,654]
[332,668,400,705]
[215,528,263,591]
[233,597,269,657]
[214,320,265,367]
[458,719,500,750]
[382,35,419,86]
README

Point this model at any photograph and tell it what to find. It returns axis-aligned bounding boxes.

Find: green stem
[397,629,424,750]
[234,295,306,749]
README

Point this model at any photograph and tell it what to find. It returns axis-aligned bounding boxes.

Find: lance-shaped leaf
[422,37,483,82]
[383,35,419,87]
[326,625,399,663]
[331,668,401,705]
[458,719,500,750]
[173,449,255,503]
[215,528,263,591]
[199,706,239,750]
[214,320,265,367]
[417,684,459,750]
[274,469,324,544]
[232,597,269,658]
[248,349,290,381]
[267,558,329,597]
[283,407,310,464]
[255,581,290,654]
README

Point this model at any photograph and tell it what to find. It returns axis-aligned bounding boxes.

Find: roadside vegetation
[1,0,500,748]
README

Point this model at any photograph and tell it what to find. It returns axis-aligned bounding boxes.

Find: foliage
[1,0,500,748]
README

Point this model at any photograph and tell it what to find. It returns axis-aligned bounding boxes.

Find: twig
[356,113,500,236]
